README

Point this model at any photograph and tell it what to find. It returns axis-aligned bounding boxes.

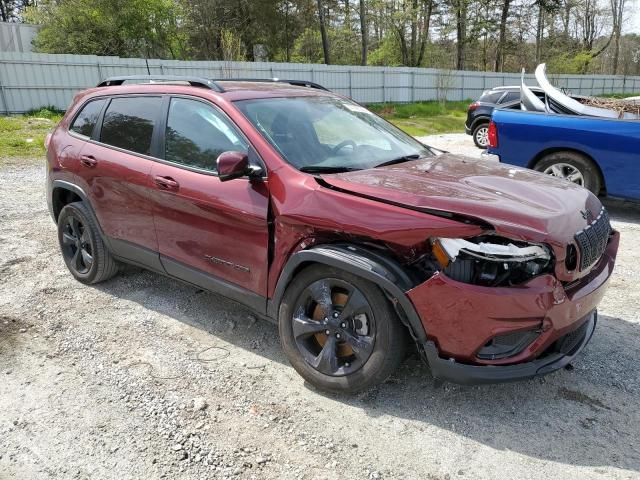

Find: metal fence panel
[1,52,640,113]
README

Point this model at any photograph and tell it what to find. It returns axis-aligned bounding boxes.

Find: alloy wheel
[292,278,375,377]
[543,163,585,186]
[475,126,489,147]
[61,215,94,275]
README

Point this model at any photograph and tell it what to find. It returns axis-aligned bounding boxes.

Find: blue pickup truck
[487,109,640,200]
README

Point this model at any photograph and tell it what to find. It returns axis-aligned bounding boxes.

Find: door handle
[80,155,97,168]
[153,175,179,190]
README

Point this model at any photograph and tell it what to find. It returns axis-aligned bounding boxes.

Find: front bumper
[422,311,596,384]
[407,230,619,384]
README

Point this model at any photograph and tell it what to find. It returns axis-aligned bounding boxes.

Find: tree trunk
[0,1,7,22]
[359,0,367,65]
[494,0,511,72]
[410,0,418,66]
[535,3,544,64]
[611,0,625,74]
[455,0,467,70]
[317,0,331,64]
[416,0,433,66]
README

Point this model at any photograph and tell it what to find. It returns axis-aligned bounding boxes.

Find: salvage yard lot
[1,136,640,479]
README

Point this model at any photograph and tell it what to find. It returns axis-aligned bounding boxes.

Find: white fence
[0,23,39,53]
[1,52,640,113]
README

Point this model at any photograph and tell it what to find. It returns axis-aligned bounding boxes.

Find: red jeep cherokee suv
[46,76,619,393]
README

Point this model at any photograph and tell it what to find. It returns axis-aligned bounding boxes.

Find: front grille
[575,207,611,271]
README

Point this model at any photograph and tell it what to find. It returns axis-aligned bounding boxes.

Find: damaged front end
[433,235,553,287]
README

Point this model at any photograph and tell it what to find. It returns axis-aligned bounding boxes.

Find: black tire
[278,264,407,393]
[472,122,490,149]
[534,151,602,195]
[57,202,119,284]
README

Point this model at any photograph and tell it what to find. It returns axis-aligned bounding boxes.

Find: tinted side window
[500,91,520,103]
[165,98,248,172]
[100,97,161,155]
[70,99,106,137]
[478,91,503,104]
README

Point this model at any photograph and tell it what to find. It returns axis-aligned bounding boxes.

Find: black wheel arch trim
[267,243,427,342]
[470,116,491,131]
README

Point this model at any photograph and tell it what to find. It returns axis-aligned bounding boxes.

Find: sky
[624,1,640,34]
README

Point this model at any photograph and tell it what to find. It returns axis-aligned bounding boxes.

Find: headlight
[432,236,552,287]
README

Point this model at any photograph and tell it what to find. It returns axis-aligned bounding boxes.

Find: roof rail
[96,76,329,93]
[96,75,223,92]
[213,78,329,92]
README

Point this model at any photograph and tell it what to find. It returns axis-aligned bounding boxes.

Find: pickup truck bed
[487,109,640,200]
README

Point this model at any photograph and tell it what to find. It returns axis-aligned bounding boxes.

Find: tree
[494,0,511,71]
[610,0,625,74]
[317,0,331,64]
[359,0,368,65]
[29,0,184,58]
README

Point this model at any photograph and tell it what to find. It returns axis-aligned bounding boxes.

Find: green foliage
[547,51,594,74]
[368,35,403,67]
[31,0,186,58]
[24,107,66,119]
[292,27,360,65]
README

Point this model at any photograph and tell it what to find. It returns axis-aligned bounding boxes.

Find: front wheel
[534,151,602,195]
[278,265,407,393]
[472,123,490,149]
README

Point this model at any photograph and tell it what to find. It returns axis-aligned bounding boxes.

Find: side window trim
[90,97,110,141]
[155,94,267,178]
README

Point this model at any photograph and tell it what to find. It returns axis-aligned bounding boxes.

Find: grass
[0,107,64,165]
[368,100,470,137]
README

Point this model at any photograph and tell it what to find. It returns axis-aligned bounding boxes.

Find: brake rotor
[312,291,354,357]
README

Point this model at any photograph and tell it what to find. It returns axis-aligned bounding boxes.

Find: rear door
[148,96,270,302]
[75,95,163,267]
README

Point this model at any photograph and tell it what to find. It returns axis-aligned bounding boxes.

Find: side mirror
[217,151,250,182]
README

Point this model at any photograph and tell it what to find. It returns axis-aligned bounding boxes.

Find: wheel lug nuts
[325,329,331,335]
[324,317,328,322]
[340,322,346,328]
[335,333,341,339]
[345,362,350,367]
[333,312,339,318]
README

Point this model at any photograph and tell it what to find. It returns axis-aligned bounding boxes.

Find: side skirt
[107,236,268,316]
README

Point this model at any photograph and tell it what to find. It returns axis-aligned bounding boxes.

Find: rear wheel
[534,151,602,195]
[279,265,407,393]
[57,202,119,284]
[472,123,490,149]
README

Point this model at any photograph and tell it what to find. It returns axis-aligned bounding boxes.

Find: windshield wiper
[373,154,422,168]
[299,166,361,174]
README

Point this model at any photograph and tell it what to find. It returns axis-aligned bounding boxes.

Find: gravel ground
[1,145,640,479]
[417,133,484,159]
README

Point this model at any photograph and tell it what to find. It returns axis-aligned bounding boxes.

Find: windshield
[234,96,432,172]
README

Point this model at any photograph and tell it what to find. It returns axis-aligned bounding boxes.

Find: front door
[149,97,270,305]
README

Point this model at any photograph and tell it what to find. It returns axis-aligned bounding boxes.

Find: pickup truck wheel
[472,123,490,149]
[535,152,602,195]
[57,202,119,284]
[279,265,407,393]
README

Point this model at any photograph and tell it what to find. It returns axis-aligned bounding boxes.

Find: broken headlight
[432,235,552,287]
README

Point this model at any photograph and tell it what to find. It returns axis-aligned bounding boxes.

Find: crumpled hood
[321,154,602,245]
